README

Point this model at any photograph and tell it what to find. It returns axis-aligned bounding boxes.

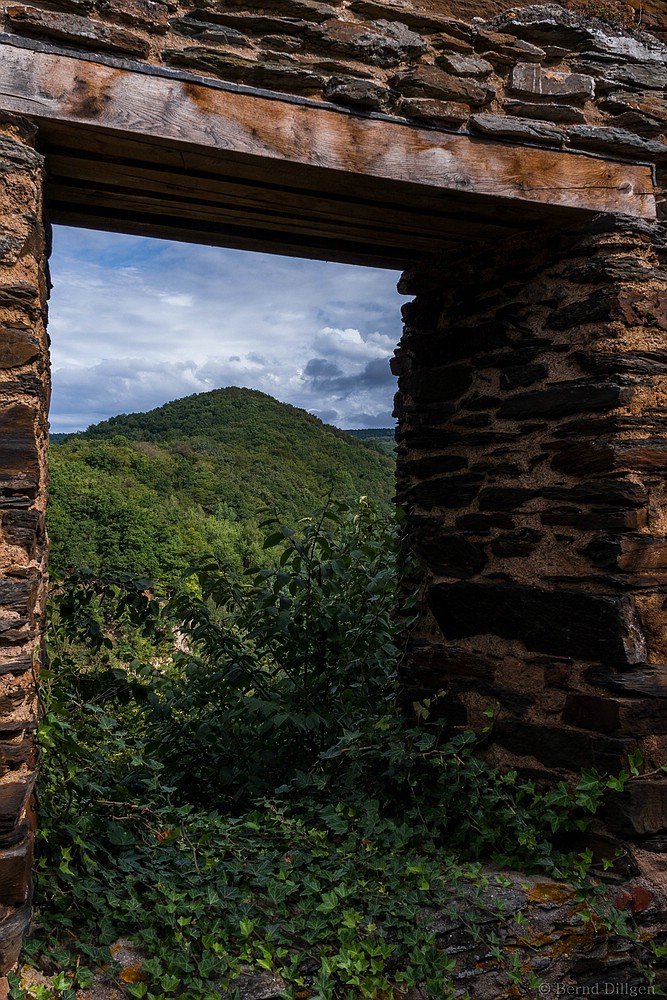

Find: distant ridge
[48,388,396,580]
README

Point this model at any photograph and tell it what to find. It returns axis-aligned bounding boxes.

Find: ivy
[24,498,661,999]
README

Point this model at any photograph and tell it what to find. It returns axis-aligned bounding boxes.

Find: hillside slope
[48,388,396,580]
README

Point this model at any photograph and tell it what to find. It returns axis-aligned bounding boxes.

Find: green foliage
[48,389,395,581]
[32,498,649,999]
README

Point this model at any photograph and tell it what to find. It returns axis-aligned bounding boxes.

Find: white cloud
[47,227,408,432]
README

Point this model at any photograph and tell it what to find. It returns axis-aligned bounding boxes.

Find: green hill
[48,388,396,581]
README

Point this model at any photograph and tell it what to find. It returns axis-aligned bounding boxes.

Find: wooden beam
[0,39,655,227]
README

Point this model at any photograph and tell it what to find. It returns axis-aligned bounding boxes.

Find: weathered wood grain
[0,39,656,263]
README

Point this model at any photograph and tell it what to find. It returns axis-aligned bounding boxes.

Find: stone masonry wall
[0,0,666,202]
[0,116,49,970]
[393,215,667,885]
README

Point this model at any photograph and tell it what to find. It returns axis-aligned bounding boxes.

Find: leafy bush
[31,498,640,999]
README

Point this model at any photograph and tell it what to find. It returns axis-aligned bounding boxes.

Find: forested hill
[48,387,396,581]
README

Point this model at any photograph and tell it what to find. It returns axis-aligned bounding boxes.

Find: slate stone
[436,52,492,76]
[0,403,39,497]
[398,98,470,125]
[427,582,647,664]
[550,441,616,476]
[169,16,253,44]
[5,5,150,56]
[402,455,468,477]
[0,836,32,906]
[601,90,667,127]
[0,136,42,171]
[430,31,474,55]
[348,0,472,33]
[461,394,501,410]
[391,66,495,106]
[410,530,487,579]
[573,57,667,91]
[164,49,326,93]
[195,0,337,21]
[306,18,427,66]
[541,507,647,531]
[497,382,625,421]
[324,76,390,109]
[491,528,542,557]
[478,487,538,511]
[0,283,38,317]
[408,474,484,510]
[0,734,35,777]
[510,63,595,100]
[604,781,667,836]
[400,428,519,450]
[97,0,169,32]
[0,781,32,838]
[407,642,497,679]
[0,233,26,268]
[566,125,667,159]
[546,289,616,328]
[494,718,633,771]
[562,694,621,734]
[585,665,667,699]
[474,29,545,64]
[452,413,491,428]
[0,898,32,971]
[500,363,548,390]
[406,365,473,403]
[543,481,647,508]
[470,114,566,145]
[0,328,40,370]
[504,101,586,124]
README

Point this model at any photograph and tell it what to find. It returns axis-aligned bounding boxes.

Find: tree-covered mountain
[48,387,396,581]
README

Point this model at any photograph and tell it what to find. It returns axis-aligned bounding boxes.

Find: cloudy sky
[48,226,407,434]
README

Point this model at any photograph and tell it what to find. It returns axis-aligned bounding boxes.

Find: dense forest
[47,387,396,580]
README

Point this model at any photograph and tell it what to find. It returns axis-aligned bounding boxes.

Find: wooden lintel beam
[0,40,656,223]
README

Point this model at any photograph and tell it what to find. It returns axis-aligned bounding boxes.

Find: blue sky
[48,227,406,434]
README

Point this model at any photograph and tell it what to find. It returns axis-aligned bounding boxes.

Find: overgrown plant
[31,497,656,999]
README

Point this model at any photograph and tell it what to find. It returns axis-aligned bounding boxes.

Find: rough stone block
[605,781,667,836]
[616,289,667,331]
[0,328,39,371]
[497,382,626,421]
[391,66,495,105]
[470,114,566,144]
[5,5,150,57]
[474,29,545,64]
[436,52,492,76]
[306,18,427,66]
[511,64,595,100]
[0,836,32,906]
[504,100,586,123]
[97,0,169,32]
[566,125,667,160]
[495,718,633,771]
[409,473,484,510]
[0,781,32,839]
[562,694,621,734]
[324,77,390,110]
[163,49,326,94]
[398,98,470,125]
[427,582,647,664]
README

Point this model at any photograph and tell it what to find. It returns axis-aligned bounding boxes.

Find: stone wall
[393,214,667,882]
[0,115,49,970]
[0,0,666,193]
